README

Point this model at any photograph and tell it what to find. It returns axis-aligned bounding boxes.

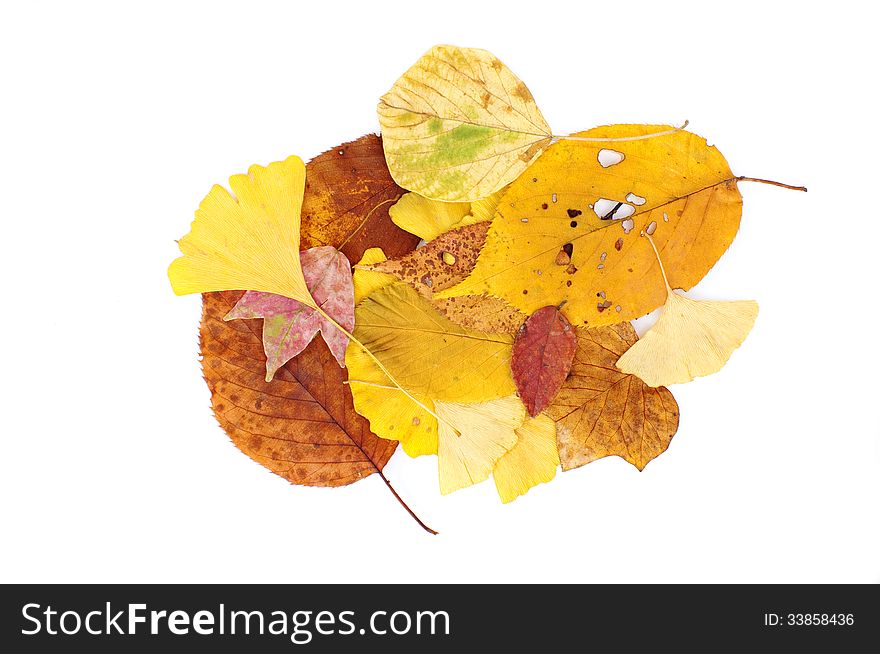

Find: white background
[1,0,878,584]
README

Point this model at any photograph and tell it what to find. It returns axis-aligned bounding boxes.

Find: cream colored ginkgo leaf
[616,235,758,387]
[493,414,559,503]
[435,396,526,495]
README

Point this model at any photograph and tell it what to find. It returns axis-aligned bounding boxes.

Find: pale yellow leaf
[378,44,552,202]
[615,234,758,386]
[616,293,759,386]
[436,396,526,495]
[493,413,558,503]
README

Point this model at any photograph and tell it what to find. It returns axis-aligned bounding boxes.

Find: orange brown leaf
[301,134,420,263]
[364,222,489,297]
[546,322,680,471]
[434,295,526,334]
[201,291,398,487]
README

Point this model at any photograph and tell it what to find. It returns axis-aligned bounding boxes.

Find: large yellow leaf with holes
[345,279,515,457]
[436,125,743,327]
[378,45,552,202]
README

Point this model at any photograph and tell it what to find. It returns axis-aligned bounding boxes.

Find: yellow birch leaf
[353,247,396,304]
[345,282,515,457]
[389,192,470,241]
[389,188,507,242]
[168,156,314,306]
[378,44,552,202]
[615,236,758,386]
[493,413,559,503]
[435,396,525,495]
[436,126,743,328]
[470,189,506,223]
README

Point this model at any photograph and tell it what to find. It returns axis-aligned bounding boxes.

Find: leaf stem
[337,197,400,251]
[376,469,438,535]
[642,233,672,295]
[735,176,807,192]
[554,120,689,143]
[313,306,462,436]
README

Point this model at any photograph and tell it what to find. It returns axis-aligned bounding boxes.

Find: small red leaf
[511,306,577,416]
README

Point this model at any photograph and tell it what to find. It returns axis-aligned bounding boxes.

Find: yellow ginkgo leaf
[345,281,515,457]
[616,235,758,386]
[378,44,553,202]
[493,413,559,503]
[435,396,526,495]
[168,156,314,306]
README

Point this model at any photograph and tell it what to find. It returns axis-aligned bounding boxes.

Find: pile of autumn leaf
[169,45,793,532]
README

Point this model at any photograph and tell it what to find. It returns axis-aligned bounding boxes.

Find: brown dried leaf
[363,222,489,297]
[546,322,680,471]
[198,134,422,487]
[201,291,398,486]
[434,295,526,334]
[511,307,577,417]
[301,134,420,263]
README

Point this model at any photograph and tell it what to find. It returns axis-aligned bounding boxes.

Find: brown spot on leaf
[615,238,624,251]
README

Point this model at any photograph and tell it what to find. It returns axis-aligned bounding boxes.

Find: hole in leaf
[625,192,647,206]
[594,199,635,221]
[621,219,635,234]
[598,149,625,168]
[645,220,657,235]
